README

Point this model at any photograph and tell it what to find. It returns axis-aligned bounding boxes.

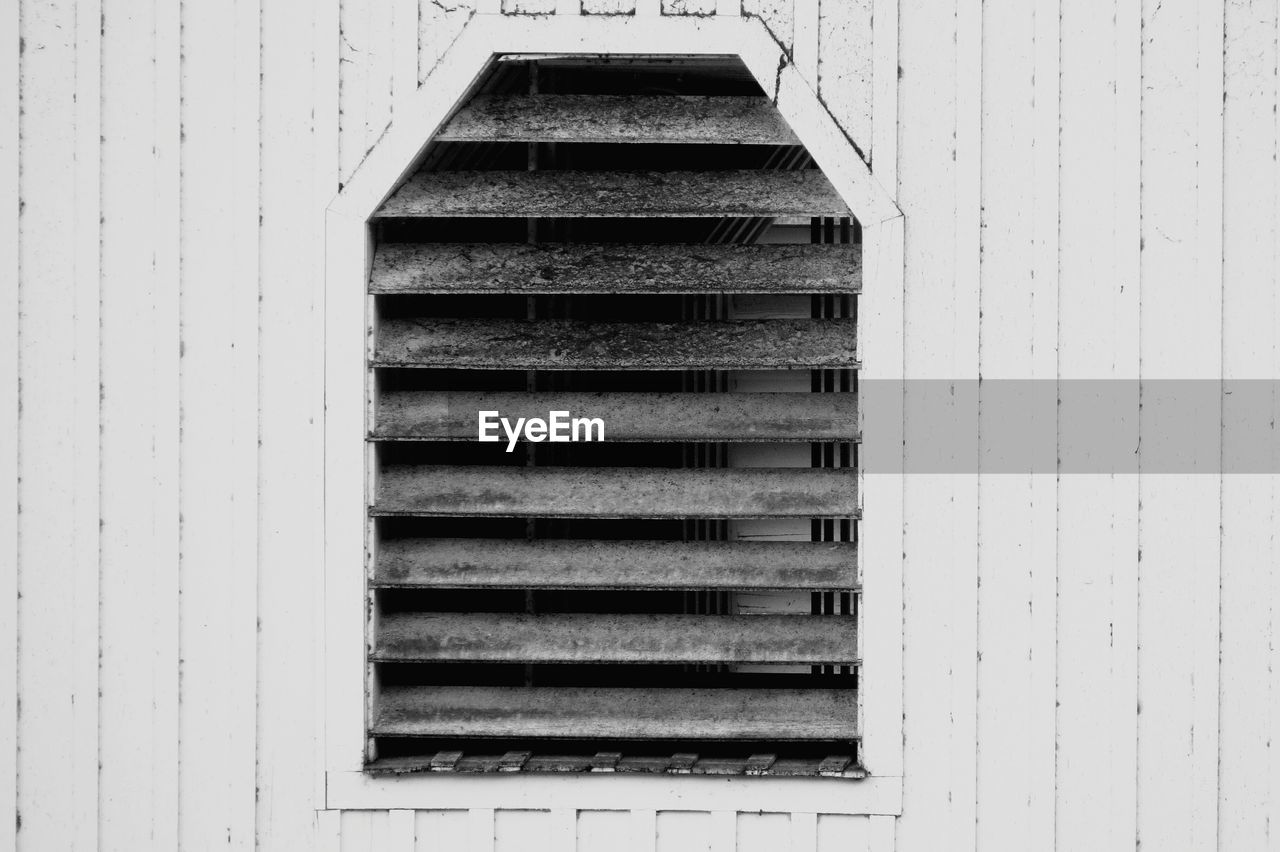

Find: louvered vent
[367,57,862,777]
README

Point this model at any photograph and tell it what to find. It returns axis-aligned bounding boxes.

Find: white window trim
[321,11,904,816]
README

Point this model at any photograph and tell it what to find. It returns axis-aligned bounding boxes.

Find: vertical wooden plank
[318,810,343,852]
[258,0,325,843]
[896,0,960,847]
[178,2,235,842]
[369,810,393,851]
[788,812,817,852]
[390,810,417,852]
[1109,0,1141,848]
[339,809,374,851]
[231,0,262,846]
[0,0,17,843]
[415,810,472,851]
[578,811,629,852]
[656,811,711,852]
[1056,0,1139,848]
[867,816,894,852]
[552,809,577,850]
[975,0,1039,849]
[1137,0,1222,848]
[151,0,182,845]
[324,212,370,780]
[709,810,735,852]
[16,0,80,846]
[860,0,904,790]
[469,808,496,852]
[314,0,341,808]
[734,813,786,852]
[178,0,260,845]
[951,0,982,848]
[631,809,658,852]
[1028,0,1061,848]
[813,814,866,851]
[494,810,554,851]
[1190,4,1225,851]
[858,216,905,782]
[70,0,102,848]
[1219,1,1278,849]
[99,1,160,847]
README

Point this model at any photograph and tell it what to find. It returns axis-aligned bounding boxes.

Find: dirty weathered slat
[435,95,801,145]
[372,539,857,590]
[372,686,859,740]
[374,612,856,664]
[366,753,865,777]
[375,170,848,218]
[373,391,858,442]
[373,318,858,370]
[373,465,859,518]
[368,242,860,295]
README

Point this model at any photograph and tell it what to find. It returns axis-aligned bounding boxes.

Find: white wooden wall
[4,0,1279,850]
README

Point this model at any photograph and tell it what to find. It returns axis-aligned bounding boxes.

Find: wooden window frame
[321,12,904,815]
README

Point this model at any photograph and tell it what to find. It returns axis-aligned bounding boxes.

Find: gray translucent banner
[857,380,1280,474]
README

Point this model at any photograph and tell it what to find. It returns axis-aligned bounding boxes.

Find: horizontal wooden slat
[372,685,858,740]
[373,318,858,370]
[367,753,865,777]
[373,391,858,442]
[375,170,848,218]
[373,465,859,518]
[368,242,860,295]
[435,95,801,145]
[372,539,857,590]
[374,613,856,664]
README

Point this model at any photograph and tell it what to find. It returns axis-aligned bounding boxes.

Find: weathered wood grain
[100,1,181,848]
[255,0,327,844]
[374,465,859,518]
[1219,1,1279,849]
[435,95,799,144]
[1026,1,1061,847]
[373,318,858,370]
[374,391,858,441]
[177,1,263,849]
[373,538,857,590]
[974,0,1041,848]
[896,0,970,844]
[375,170,849,217]
[1137,0,1222,850]
[17,1,94,848]
[369,242,860,294]
[372,686,859,739]
[374,612,856,664]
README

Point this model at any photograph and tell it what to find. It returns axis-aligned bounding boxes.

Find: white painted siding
[4,1,1279,851]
